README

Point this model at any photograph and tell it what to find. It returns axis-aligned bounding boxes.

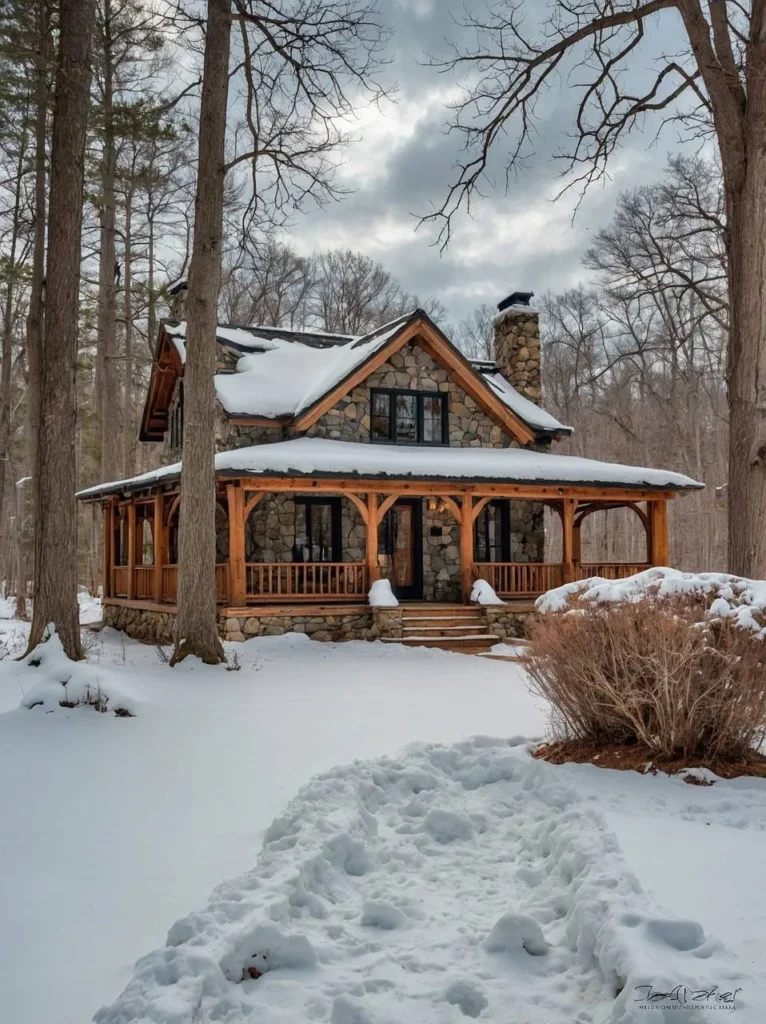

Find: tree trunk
[97,0,119,482]
[726,134,766,576]
[27,0,96,659]
[170,0,230,666]
[24,0,50,603]
[122,186,135,478]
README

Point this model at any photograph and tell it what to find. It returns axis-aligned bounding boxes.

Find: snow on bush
[368,578,398,607]
[20,630,135,716]
[538,566,766,636]
[470,579,504,605]
[528,569,766,760]
[93,739,750,1024]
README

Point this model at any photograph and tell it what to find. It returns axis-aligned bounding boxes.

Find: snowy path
[2,621,766,1023]
[95,739,755,1024]
[0,625,545,1024]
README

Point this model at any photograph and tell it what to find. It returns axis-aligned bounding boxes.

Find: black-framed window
[370,388,448,445]
[169,383,184,448]
[293,497,341,562]
[474,499,510,562]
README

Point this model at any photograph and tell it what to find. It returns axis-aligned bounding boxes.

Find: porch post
[648,499,669,566]
[366,492,380,585]
[562,498,577,583]
[459,498,475,602]
[153,491,164,602]
[227,483,246,606]
[102,500,113,599]
[127,497,136,599]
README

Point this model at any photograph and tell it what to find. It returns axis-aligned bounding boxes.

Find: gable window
[370,389,448,445]
[293,497,341,562]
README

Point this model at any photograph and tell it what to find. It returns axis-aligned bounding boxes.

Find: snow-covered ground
[1,617,765,1022]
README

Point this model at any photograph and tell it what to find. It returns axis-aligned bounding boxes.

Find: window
[169,383,184,448]
[474,500,510,562]
[370,389,448,445]
[293,497,341,562]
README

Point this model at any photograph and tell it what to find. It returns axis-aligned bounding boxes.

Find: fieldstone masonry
[493,306,542,403]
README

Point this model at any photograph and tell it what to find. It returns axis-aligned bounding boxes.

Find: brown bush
[524,597,766,761]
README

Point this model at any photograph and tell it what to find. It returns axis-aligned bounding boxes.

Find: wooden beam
[561,498,577,583]
[366,492,380,584]
[244,491,265,520]
[649,499,669,566]
[458,498,474,602]
[376,492,399,525]
[439,495,462,524]
[102,501,113,599]
[227,484,246,606]
[153,491,164,602]
[344,491,369,526]
[470,495,493,524]
[127,498,136,600]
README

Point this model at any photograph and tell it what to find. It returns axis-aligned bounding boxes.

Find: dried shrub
[524,596,766,762]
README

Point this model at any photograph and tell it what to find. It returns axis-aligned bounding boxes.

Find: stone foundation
[482,605,536,641]
[103,603,177,644]
[221,608,374,643]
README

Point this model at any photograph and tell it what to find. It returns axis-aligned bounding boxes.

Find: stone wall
[493,308,541,404]
[510,501,545,562]
[221,609,373,642]
[103,603,176,644]
[421,505,460,602]
[482,605,535,641]
[302,339,512,448]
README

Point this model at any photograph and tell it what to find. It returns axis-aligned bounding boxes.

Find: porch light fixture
[427,496,446,514]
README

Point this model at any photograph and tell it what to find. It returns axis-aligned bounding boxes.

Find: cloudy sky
[276,0,699,325]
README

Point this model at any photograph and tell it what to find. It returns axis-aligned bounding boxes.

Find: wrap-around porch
[100,475,670,609]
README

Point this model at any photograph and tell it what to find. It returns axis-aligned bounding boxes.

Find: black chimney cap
[497,290,534,312]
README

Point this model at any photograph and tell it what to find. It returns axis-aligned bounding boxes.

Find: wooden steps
[380,603,499,654]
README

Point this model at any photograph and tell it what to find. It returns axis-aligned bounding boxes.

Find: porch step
[402,624,492,635]
[382,634,500,653]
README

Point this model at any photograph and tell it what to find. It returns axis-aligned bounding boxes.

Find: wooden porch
[98,474,671,609]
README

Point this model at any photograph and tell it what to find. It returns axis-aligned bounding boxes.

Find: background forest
[0,0,727,607]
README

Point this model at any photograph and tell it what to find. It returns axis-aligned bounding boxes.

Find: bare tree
[426,0,765,575]
[171,0,231,665]
[453,303,495,360]
[28,0,97,658]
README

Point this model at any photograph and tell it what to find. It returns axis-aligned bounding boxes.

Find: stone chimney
[493,290,541,405]
[168,277,188,319]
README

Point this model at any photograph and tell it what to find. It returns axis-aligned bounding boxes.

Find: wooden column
[459,498,474,602]
[561,498,577,583]
[648,499,669,566]
[127,498,136,599]
[227,483,246,606]
[102,500,113,599]
[153,491,164,602]
[572,520,582,565]
[366,492,381,584]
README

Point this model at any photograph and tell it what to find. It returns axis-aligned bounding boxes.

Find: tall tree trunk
[170,0,230,665]
[27,0,96,659]
[24,0,50,611]
[122,186,135,477]
[0,139,26,585]
[97,0,119,482]
[726,134,766,576]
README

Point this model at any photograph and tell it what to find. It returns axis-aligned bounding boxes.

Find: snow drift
[94,738,752,1023]
[20,631,135,715]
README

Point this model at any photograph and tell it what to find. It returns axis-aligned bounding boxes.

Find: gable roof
[139,311,571,443]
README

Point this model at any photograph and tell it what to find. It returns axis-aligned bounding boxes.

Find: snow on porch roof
[77,438,703,499]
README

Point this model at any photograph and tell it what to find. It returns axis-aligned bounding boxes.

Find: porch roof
[77,437,703,500]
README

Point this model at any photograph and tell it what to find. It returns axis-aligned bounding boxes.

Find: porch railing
[575,562,650,581]
[246,562,368,601]
[111,564,228,603]
[474,562,564,597]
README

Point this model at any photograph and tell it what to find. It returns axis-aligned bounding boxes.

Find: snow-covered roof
[478,370,572,435]
[160,313,569,436]
[77,437,703,499]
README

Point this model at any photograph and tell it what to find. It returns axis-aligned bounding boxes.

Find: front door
[380,498,423,600]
